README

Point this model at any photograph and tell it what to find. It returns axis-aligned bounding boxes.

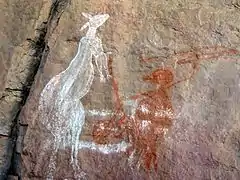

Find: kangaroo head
[80,12,109,31]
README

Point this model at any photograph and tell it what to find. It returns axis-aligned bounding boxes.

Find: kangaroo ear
[80,22,89,31]
[82,12,92,19]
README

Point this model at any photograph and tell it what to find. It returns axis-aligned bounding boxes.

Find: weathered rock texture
[0,0,66,179]
[0,0,52,178]
[1,0,240,179]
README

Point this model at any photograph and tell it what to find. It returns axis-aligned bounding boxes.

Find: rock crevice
[0,0,70,179]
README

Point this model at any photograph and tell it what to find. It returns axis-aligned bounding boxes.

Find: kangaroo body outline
[38,13,110,176]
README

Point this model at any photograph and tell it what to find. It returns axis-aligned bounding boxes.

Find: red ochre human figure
[127,68,175,171]
[92,46,239,171]
[92,56,177,171]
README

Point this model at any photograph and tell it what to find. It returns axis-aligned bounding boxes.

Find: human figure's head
[143,69,173,86]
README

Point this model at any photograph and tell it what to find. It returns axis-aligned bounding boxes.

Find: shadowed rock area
[0,0,240,179]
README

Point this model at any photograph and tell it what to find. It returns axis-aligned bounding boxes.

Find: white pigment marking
[38,12,111,177]
[155,107,174,119]
[140,104,149,113]
[87,109,114,116]
[141,120,151,130]
[78,140,130,154]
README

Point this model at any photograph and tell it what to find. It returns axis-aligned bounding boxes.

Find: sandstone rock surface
[1,0,240,179]
[0,0,53,178]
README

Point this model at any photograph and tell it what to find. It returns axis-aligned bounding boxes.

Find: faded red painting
[91,46,239,171]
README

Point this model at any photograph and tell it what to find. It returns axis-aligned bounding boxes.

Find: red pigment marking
[139,53,163,63]
[140,46,239,64]
[171,46,239,86]
[92,56,177,172]
[92,56,127,144]
[141,46,239,87]
[92,46,239,171]
[175,46,239,65]
[127,68,175,171]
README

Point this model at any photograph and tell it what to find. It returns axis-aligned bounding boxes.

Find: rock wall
[0,0,240,179]
[0,0,68,179]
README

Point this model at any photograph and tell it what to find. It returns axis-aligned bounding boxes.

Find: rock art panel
[93,56,174,171]
[20,1,240,179]
[92,46,240,172]
[38,13,129,178]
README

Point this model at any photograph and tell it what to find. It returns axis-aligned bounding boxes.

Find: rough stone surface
[1,0,240,179]
[7,175,18,180]
[0,0,52,178]
[0,137,13,179]
[0,0,51,135]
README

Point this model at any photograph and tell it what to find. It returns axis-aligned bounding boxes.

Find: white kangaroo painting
[38,12,129,179]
